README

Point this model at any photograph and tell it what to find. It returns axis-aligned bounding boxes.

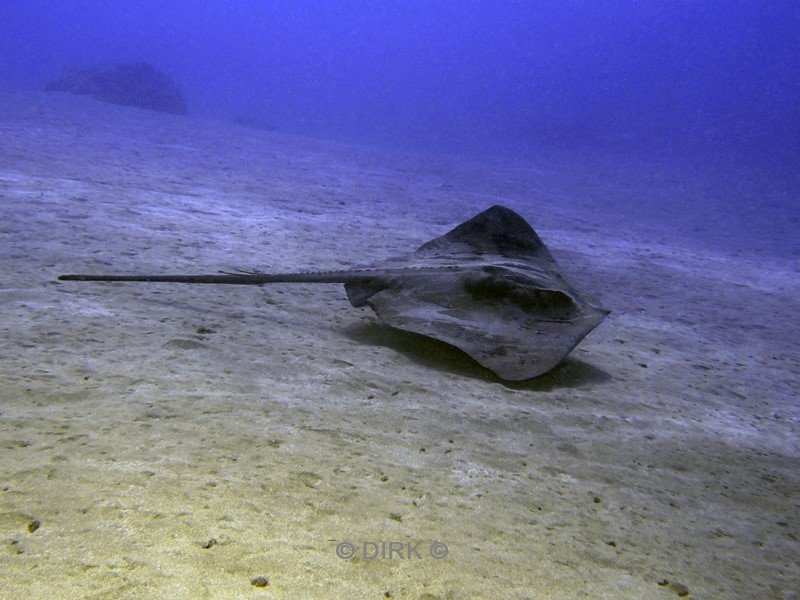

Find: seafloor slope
[1,92,798,598]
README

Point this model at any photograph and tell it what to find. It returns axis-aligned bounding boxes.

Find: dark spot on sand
[658,580,689,596]
[164,338,207,350]
[671,582,690,596]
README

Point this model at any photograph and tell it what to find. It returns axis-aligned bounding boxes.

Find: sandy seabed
[1,92,798,599]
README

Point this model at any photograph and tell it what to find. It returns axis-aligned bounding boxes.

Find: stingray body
[59,206,608,380]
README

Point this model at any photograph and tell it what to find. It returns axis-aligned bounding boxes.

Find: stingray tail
[57,272,366,284]
[60,274,268,284]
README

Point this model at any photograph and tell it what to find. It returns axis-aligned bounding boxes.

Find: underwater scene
[0,2,798,598]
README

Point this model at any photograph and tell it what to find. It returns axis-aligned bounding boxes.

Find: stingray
[59,205,609,380]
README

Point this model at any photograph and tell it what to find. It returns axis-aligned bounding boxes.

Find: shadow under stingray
[343,321,611,391]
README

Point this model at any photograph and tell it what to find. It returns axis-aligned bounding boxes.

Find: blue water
[1,1,798,256]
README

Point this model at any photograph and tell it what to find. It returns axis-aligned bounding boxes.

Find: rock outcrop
[46,63,188,115]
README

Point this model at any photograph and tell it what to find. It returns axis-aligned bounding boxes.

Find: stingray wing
[413,204,560,265]
[347,265,608,381]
